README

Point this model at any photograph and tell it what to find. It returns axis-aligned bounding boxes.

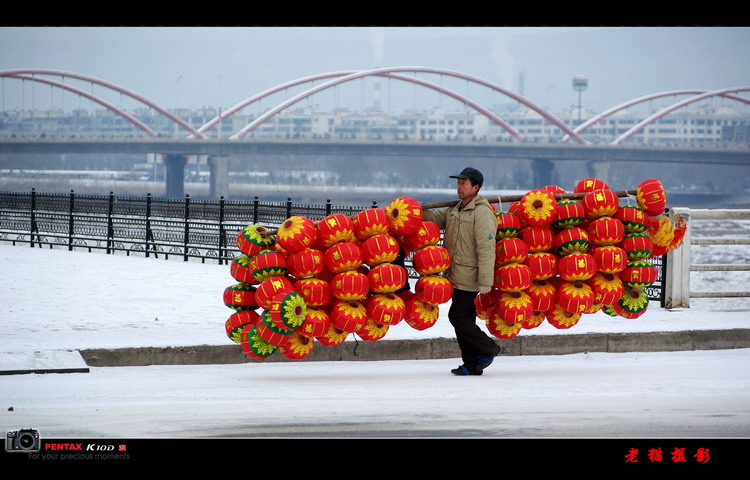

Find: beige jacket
[423,195,496,292]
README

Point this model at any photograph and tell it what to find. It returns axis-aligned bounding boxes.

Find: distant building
[1,102,748,148]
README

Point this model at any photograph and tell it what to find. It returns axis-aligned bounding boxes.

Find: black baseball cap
[449,167,483,187]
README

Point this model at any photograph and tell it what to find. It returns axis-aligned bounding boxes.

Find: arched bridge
[2,68,749,198]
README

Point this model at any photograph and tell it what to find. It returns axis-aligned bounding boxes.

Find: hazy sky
[1,26,748,115]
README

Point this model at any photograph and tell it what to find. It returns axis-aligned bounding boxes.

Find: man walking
[422,167,500,376]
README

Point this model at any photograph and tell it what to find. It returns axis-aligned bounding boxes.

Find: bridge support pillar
[208,155,230,199]
[164,154,187,198]
[586,160,612,184]
[531,158,554,187]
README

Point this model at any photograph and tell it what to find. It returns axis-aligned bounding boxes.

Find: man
[422,167,500,376]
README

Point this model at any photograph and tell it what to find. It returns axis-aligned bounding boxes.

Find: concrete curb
[79,328,750,367]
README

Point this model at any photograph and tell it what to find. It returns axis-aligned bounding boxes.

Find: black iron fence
[0,189,665,305]
[0,189,373,264]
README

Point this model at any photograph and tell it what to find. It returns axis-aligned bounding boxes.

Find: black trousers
[448,289,501,370]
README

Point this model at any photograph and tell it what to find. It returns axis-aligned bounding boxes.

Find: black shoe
[451,365,483,376]
[476,345,502,371]
[475,357,494,371]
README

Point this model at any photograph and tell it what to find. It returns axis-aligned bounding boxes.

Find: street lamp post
[572,75,588,124]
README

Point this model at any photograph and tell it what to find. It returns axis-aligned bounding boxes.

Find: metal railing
[0,189,370,265]
[664,208,750,308]
[0,189,667,303]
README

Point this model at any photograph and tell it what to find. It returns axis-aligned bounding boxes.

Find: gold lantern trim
[317,213,355,248]
[412,245,451,275]
[360,234,399,267]
[352,208,390,241]
[386,196,423,236]
[277,216,317,254]
[518,189,558,227]
[236,224,276,257]
[404,298,439,331]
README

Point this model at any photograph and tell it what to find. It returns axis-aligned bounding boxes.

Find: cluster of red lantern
[222,196,452,361]
[476,178,672,340]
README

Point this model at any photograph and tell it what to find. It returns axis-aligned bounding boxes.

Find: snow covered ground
[1,220,749,443]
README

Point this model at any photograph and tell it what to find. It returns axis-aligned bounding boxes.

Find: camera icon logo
[5,428,41,452]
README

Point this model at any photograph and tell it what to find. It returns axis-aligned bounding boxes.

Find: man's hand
[478,285,492,295]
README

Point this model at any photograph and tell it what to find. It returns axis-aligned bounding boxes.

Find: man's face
[457,178,479,201]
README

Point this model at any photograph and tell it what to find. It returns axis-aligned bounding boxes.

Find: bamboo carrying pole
[419,189,639,210]
[263,189,640,236]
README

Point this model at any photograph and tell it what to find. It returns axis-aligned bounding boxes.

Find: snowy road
[3,349,749,439]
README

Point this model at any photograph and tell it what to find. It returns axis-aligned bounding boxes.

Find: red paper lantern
[297,306,330,338]
[545,305,581,329]
[223,282,258,311]
[254,275,294,310]
[414,275,454,305]
[524,252,557,280]
[520,226,555,252]
[587,217,625,246]
[412,245,451,275]
[294,277,331,307]
[574,178,609,193]
[317,214,355,248]
[240,323,277,360]
[356,318,390,341]
[554,227,590,256]
[386,196,423,236]
[495,211,522,239]
[582,189,619,220]
[279,331,315,360]
[588,272,625,306]
[498,291,534,326]
[248,250,287,283]
[612,286,649,318]
[552,199,585,229]
[269,291,307,330]
[230,254,255,284]
[330,299,368,333]
[526,279,556,313]
[404,298,440,331]
[524,311,546,329]
[619,232,653,260]
[324,241,363,274]
[225,309,260,343]
[615,204,649,233]
[542,185,566,195]
[316,322,349,346]
[613,286,650,318]
[495,237,529,266]
[493,263,532,292]
[474,289,500,321]
[401,221,441,251]
[257,310,294,347]
[518,189,558,226]
[636,178,667,216]
[286,248,325,278]
[486,313,522,339]
[557,253,597,281]
[619,260,657,288]
[556,280,595,314]
[352,208,390,240]
[360,233,399,267]
[366,292,406,326]
[368,263,408,293]
[330,270,369,301]
[236,224,276,257]
[508,201,527,227]
[276,216,317,254]
[592,245,628,273]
